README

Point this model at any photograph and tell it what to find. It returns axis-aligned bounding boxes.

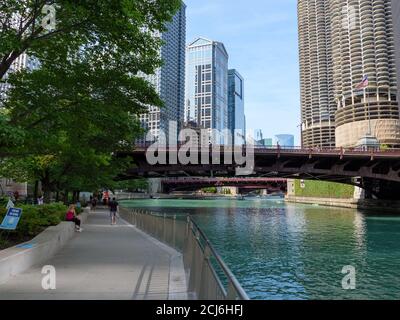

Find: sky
[185,0,301,145]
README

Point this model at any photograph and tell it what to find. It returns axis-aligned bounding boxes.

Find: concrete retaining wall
[0,208,89,285]
[286,196,400,213]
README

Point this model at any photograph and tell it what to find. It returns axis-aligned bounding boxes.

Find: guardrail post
[187,230,198,294]
[226,280,237,300]
[163,213,166,242]
[183,218,193,271]
[173,215,176,248]
[199,245,211,299]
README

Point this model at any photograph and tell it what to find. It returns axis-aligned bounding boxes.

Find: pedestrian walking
[91,197,97,211]
[109,198,119,225]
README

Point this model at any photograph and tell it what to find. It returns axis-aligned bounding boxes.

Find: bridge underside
[117,148,400,200]
[162,182,287,194]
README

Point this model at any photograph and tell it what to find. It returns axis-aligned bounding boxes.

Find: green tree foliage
[113,179,149,192]
[0,0,182,202]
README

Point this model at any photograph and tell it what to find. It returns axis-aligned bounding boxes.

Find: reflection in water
[121,199,400,300]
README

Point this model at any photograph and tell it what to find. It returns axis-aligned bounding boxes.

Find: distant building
[228,69,245,145]
[185,37,229,144]
[139,4,186,143]
[0,54,39,105]
[262,138,273,147]
[255,129,263,142]
[275,134,295,148]
[181,120,202,146]
[251,129,266,146]
[0,178,27,199]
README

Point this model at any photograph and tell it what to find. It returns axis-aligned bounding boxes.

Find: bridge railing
[119,207,249,301]
[134,142,400,157]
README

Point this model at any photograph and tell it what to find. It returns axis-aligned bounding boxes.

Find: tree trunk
[41,171,52,204]
[42,184,52,204]
[63,191,69,205]
[34,180,39,203]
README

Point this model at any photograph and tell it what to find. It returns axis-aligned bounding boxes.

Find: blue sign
[0,207,23,230]
[16,243,35,249]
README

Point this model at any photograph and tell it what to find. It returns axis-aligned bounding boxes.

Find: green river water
[121,198,400,300]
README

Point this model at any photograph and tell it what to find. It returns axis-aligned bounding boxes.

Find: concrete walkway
[0,208,188,300]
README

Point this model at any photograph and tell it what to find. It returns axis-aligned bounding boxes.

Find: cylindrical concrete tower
[298,0,336,148]
[332,0,400,148]
[298,0,400,148]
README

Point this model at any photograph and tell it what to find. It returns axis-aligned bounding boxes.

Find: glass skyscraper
[275,134,295,148]
[228,69,246,145]
[185,37,229,144]
[139,3,186,143]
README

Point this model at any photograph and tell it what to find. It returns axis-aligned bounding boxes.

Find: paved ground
[0,208,188,300]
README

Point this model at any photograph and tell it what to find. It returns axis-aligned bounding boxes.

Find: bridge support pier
[362,179,400,200]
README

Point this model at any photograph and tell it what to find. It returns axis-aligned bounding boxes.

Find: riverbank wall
[286,179,400,213]
[286,196,400,214]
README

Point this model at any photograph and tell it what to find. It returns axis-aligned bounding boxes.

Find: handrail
[122,208,249,300]
[133,143,400,156]
[189,218,250,300]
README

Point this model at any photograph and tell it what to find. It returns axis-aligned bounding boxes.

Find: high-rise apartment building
[228,69,246,145]
[185,37,229,144]
[139,4,186,143]
[392,0,400,102]
[0,54,39,104]
[298,0,336,148]
[298,0,400,148]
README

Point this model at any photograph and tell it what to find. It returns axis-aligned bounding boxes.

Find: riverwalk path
[0,208,188,300]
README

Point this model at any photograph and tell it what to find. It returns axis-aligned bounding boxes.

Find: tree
[0,0,181,80]
[2,61,160,202]
[0,0,183,202]
[1,0,181,154]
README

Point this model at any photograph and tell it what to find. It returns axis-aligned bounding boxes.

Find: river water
[121,199,400,300]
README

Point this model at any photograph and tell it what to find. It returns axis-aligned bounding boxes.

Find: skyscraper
[185,37,229,143]
[275,134,295,148]
[392,0,400,102]
[228,69,246,145]
[298,0,400,148]
[139,4,186,143]
[298,0,336,148]
[0,54,39,104]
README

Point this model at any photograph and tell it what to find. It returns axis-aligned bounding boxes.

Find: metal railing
[133,143,400,157]
[119,208,249,300]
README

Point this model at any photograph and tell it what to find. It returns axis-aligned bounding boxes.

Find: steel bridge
[160,177,287,193]
[117,146,400,200]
